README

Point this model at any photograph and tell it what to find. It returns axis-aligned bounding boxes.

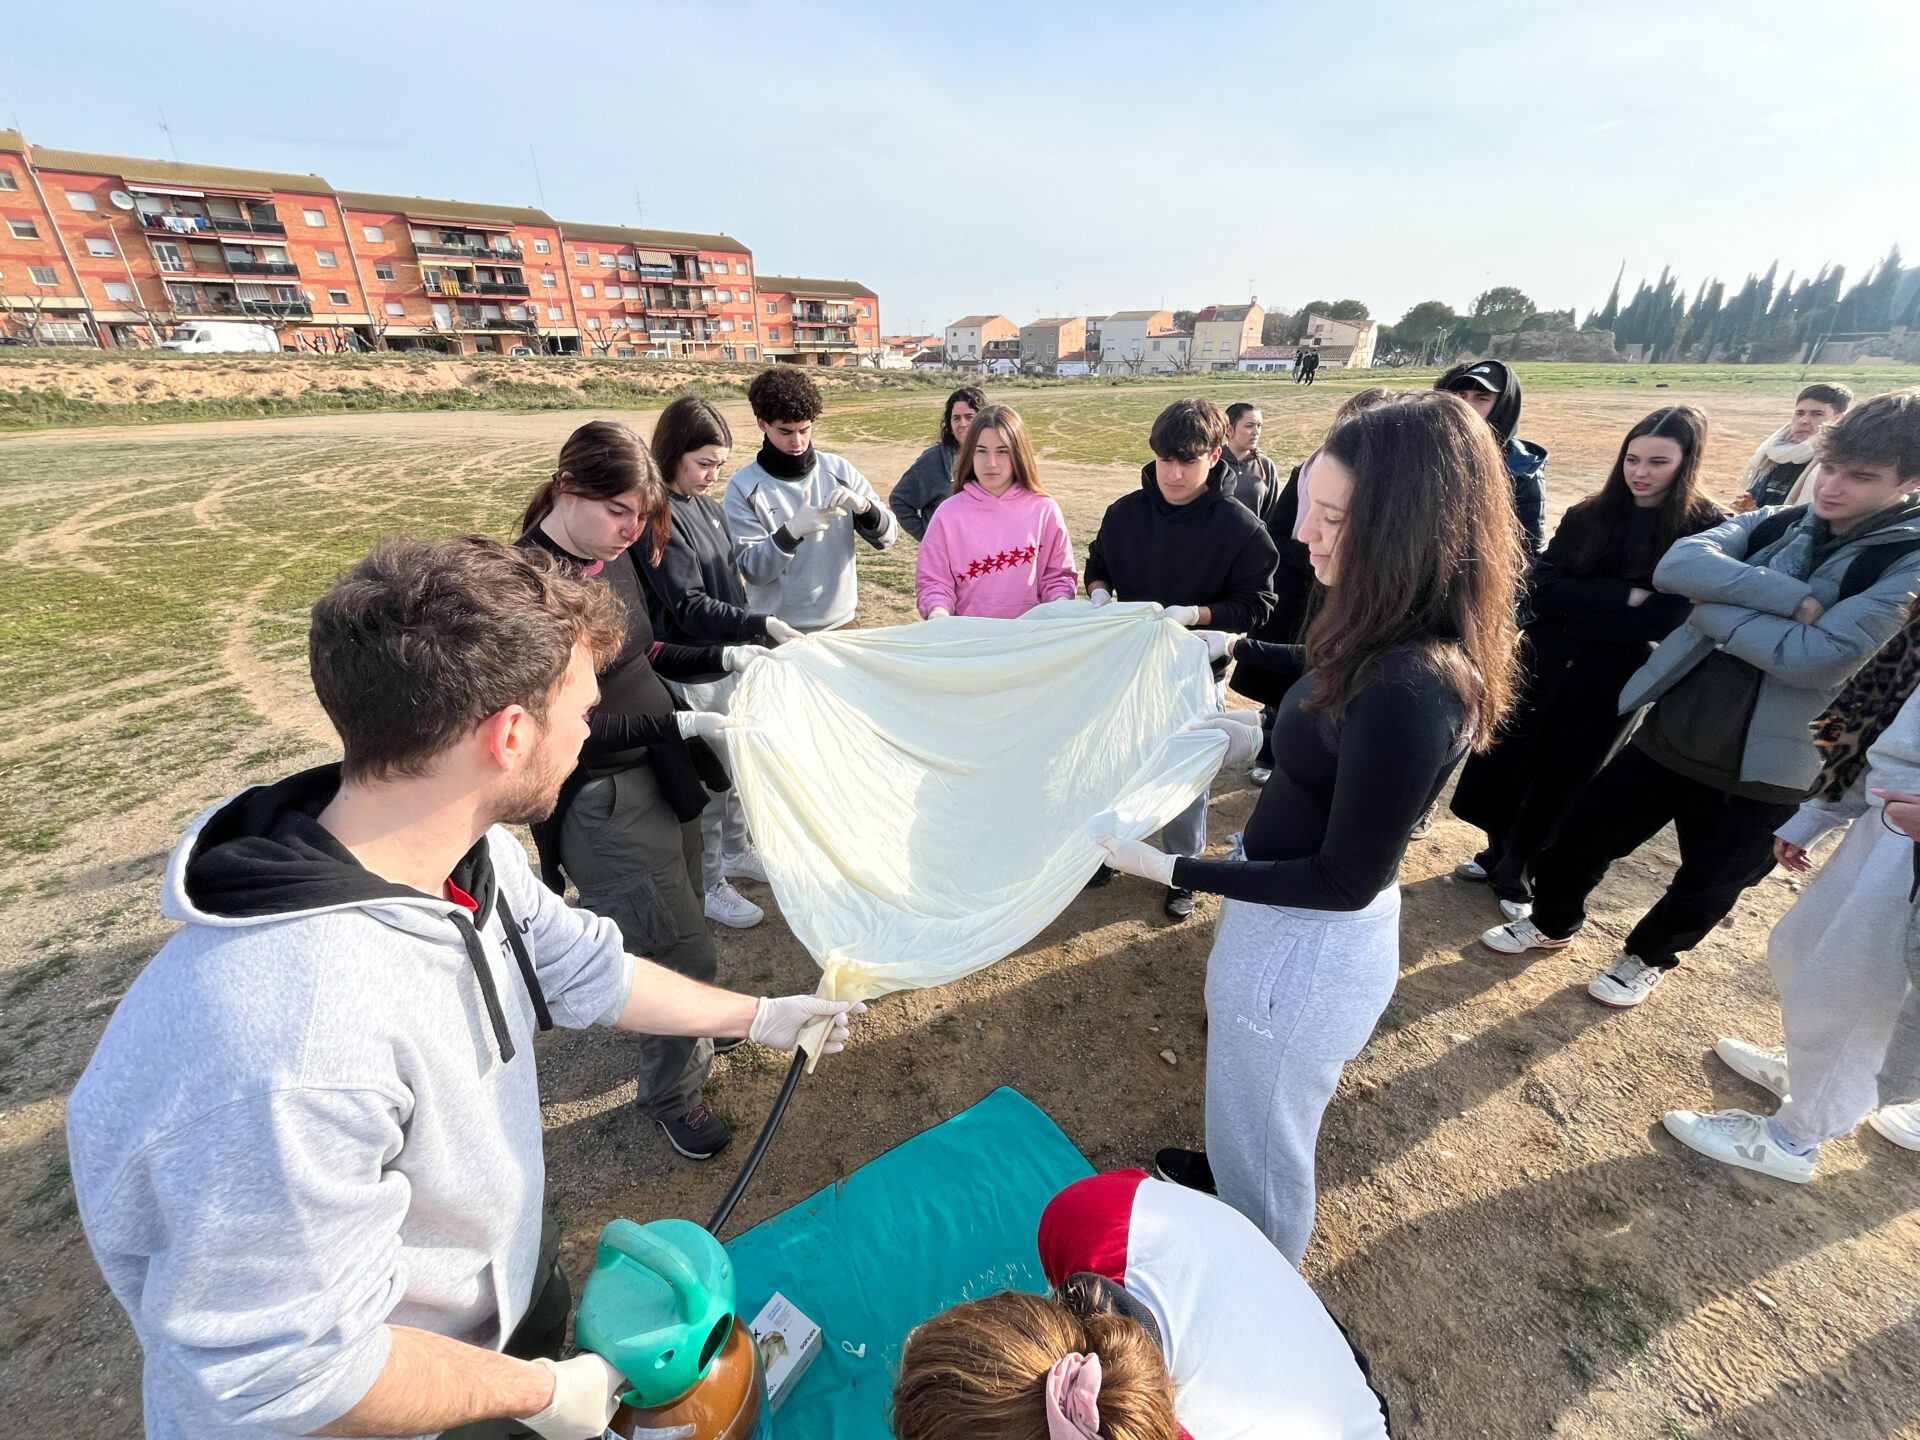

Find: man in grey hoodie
[66,537,859,1440]
[1482,391,1920,1010]
[724,366,898,631]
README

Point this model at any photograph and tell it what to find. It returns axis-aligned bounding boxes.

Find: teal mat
[725,1087,1094,1438]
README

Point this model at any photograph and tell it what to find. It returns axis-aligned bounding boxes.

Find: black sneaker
[711,1036,747,1056]
[1084,864,1115,889]
[1153,1147,1216,1194]
[1163,886,1196,920]
[658,1104,731,1160]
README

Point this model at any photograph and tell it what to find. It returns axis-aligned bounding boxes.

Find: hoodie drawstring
[450,910,516,1063]
[495,894,553,1033]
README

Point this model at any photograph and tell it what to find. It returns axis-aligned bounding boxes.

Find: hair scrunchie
[1044,1352,1103,1439]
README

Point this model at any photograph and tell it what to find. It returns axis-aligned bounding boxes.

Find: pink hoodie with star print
[914,480,1079,618]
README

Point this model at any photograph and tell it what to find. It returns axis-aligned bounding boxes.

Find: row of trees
[1584,247,1919,363]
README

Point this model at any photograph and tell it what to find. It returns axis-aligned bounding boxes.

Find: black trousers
[1528,744,1801,969]
[439,1215,573,1439]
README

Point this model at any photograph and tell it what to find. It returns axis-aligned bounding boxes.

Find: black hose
[706,1046,810,1237]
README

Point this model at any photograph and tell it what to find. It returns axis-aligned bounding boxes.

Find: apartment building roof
[1023,316,1084,328]
[337,191,554,228]
[948,314,1008,328]
[559,221,749,254]
[758,276,878,299]
[0,130,24,156]
[1195,304,1258,323]
[1104,309,1169,322]
[1241,345,1300,360]
[32,147,334,196]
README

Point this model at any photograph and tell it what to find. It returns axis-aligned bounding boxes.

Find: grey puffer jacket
[1619,503,1920,791]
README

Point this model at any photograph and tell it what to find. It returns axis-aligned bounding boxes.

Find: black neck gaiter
[757,440,818,479]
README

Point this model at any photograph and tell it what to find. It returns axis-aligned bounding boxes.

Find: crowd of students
[61,358,1920,1439]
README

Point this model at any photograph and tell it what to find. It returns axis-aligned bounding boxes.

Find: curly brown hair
[748,365,825,424]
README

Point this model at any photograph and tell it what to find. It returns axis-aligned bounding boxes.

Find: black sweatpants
[1528,744,1801,969]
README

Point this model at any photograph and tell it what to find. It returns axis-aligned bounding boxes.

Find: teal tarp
[725,1087,1094,1437]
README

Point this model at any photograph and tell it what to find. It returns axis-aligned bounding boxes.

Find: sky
[6,0,1917,335]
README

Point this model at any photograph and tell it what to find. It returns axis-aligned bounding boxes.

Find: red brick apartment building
[0,129,876,358]
[755,277,881,366]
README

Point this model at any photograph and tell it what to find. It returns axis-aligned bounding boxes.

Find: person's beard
[490,725,574,826]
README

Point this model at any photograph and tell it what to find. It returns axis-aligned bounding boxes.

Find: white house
[1237,345,1299,372]
[1302,315,1380,368]
[942,314,1017,368]
[1097,310,1180,374]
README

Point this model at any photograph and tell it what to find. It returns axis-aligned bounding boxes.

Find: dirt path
[1,390,1915,1438]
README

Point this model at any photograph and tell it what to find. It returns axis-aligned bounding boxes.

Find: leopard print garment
[1812,597,1920,801]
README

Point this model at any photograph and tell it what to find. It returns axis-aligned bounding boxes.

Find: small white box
[748,1292,823,1411]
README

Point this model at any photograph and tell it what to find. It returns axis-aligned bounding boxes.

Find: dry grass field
[3,367,1919,1438]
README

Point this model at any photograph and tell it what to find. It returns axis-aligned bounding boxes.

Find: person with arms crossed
[890,385,985,541]
[66,536,858,1440]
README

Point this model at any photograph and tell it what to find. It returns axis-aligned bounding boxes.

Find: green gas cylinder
[575,1218,738,1410]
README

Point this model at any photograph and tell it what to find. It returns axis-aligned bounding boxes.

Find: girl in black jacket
[1451,406,1725,913]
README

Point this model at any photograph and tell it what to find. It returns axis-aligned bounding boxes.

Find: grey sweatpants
[668,673,752,893]
[1161,789,1209,862]
[560,764,716,1120]
[1878,898,1920,1107]
[1204,887,1401,1264]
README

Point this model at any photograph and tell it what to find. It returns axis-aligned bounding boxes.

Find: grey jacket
[723,450,897,630]
[1620,505,1920,791]
[889,441,958,541]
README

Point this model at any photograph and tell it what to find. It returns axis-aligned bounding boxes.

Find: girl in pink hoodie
[915,403,1079,618]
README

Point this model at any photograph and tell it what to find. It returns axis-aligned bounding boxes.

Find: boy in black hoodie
[1085,398,1279,918]
[1437,360,1550,557]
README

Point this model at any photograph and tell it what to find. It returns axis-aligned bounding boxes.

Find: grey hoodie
[66,766,633,1439]
[723,448,897,630]
[1620,503,1920,791]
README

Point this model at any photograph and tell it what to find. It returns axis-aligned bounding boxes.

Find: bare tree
[0,288,52,344]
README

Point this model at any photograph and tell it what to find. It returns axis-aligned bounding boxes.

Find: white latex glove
[1088,833,1178,887]
[1187,712,1262,767]
[1088,587,1114,608]
[782,502,837,541]
[926,606,951,619]
[830,484,872,516]
[722,645,774,673]
[1192,629,1237,663]
[763,615,802,645]
[677,710,741,743]
[749,995,867,1054]
[522,1353,625,1440]
[1162,604,1202,627]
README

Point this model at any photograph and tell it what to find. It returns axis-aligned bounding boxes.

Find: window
[617,346,635,357]
[547,305,563,320]
[580,283,595,298]
[9,218,39,239]
[362,225,384,243]
[86,237,116,257]
[66,189,98,211]
[375,263,395,281]
[860,305,870,317]
[104,281,134,302]
[150,241,185,272]
[574,250,589,265]
[768,327,780,343]
[29,265,58,285]
[412,227,435,244]
[541,272,556,288]
[329,289,350,305]
[720,319,734,331]
[745,346,757,359]
[533,238,550,253]
[599,254,614,267]
[742,319,753,332]
[0,169,17,190]
[735,261,747,275]
[1152,339,1161,351]
[385,301,405,316]
[586,317,600,329]
[1203,341,1213,351]
[315,249,338,268]
[701,289,714,303]
[618,255,635,270]
[626,285,642,299]
[766,300,777,314]
[717,289,731,302]
[303,208,326,227]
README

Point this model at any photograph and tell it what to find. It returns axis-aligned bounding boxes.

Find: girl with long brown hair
[913,403,1078,619]
[1094,392,1523,1262]
[516,419,770,1161]
[1452,406,1724,916]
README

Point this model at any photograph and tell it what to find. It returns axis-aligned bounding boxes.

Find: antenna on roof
[157,107,179,162]
[634,191,645,228]
[527,144,548,210]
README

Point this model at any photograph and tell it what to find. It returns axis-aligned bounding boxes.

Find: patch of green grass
[1660,1417,1696,1440]
[1539,1254,1680,1383]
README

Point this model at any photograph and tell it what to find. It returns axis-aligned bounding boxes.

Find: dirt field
[3,375,1919,1438]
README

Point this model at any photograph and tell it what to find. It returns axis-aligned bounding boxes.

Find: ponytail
[518,474,565,537]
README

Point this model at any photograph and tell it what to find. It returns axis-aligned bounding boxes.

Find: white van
[162,321,281,354]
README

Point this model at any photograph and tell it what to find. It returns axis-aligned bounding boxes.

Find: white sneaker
[704,881,763,929]
[1454,859,1489,881]
[1868,1101,1920,1151]
[1479,917,1573,955]
[1715,1037,1789,1099]
[721,847,769,884]
[1662,1107,1815,1183]
[1588,954,1666,1008]
[1499,897,1533,922]
[1249,766,1272,788]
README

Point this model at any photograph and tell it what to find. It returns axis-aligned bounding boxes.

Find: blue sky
[7,0,1916,334]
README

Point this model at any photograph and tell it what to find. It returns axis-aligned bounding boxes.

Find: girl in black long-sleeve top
[1096,394,1524,1262]
[1451,407,1724,914]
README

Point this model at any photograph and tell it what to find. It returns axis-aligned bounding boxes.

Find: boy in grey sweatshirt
[66,537,857,1440]
[723,366,897,631]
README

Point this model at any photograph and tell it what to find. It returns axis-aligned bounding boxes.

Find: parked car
[161,321,280,354]
[508,345,535,357]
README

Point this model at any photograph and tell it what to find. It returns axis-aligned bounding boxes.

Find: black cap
[1445,362,1503,395]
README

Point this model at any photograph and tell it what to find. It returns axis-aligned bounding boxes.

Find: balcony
[476,281,530,296]
[483,317,536,332]
[636,264,676,281]
[211,214,286,237]
[416,240,523,261]
[138,212,285,238]
[227,260,300,277]
[241,299,311,317]
[792,336,857,350]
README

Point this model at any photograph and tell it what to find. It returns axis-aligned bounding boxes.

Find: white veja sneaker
[1663,1107,1815,1183]
[1588,954,1666,1007]
[1479,917,1573,955]
[704,881,764,929]
[721,847,770,885]
[1499,897,1533,922]
[1868,1101,1920,1151]
[1715,1037,1789,1099]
